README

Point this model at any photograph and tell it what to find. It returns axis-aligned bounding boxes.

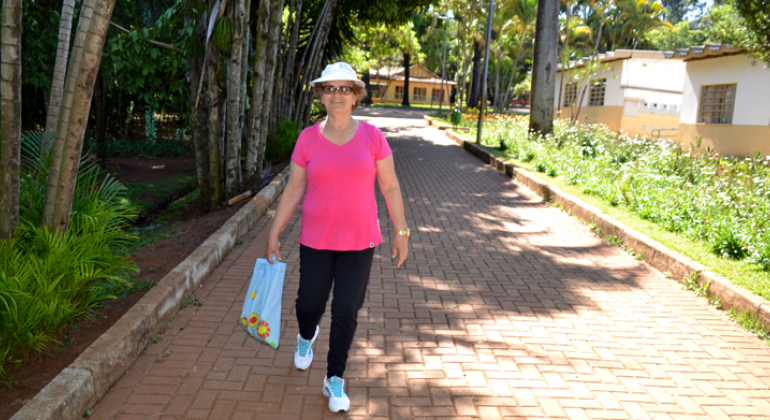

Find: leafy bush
[474,117,770,274]
[1,132,138,377]
[266,119,301,163]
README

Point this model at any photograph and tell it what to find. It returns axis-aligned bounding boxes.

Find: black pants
[296,245,375,378]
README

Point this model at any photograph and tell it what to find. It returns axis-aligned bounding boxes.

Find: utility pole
[476,0,494,144]
[433,13,449,112]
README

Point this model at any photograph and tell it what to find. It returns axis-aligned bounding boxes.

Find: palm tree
[500,0,537,113]
[605,0,672,50]
[530,0,559,134]
[0,0,22,240]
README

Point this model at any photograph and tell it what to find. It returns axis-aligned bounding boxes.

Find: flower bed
[472,117,770,282]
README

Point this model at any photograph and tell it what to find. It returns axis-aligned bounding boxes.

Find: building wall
[374,80,452,105]
[620,58,686,97]
[556,106,624,132]
[620,113,681,139]
[678,54,770,157]
[678,123,770,157]
[555,64,623,108]
[681,54,770,126]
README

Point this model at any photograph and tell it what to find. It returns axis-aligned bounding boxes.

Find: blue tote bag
[240,257,286,349]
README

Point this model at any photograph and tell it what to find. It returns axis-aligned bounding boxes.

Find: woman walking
[265,62,409,413]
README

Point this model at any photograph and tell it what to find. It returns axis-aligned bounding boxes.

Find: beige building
[369,64,455,106]
[672,44,770,158]
[554,50,686,139]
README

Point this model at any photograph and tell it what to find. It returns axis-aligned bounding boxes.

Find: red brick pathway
[91,112,770,419]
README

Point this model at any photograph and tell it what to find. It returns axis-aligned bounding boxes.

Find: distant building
[369,64,455,106]
[554,50,686,139]
[671,44,770,158]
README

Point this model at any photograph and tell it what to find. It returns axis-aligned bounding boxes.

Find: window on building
[432,88,443,101]
[413,87,427,101]
[699,84,736,124]
[369,85,384,98]
[395,86,404,99]
[588,78,606,106]
[563,83,578,107]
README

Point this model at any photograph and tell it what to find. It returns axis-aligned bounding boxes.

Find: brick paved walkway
[91,110,770,420]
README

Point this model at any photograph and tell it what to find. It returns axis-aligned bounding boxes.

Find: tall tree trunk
[239,24,250,156]
[95,73,107,168]
[529,0,559,135]
[500,40,523,116]
[45,0,76,136]
[401,52,410,107]
[189,15,211,211]
[246,0,271,187]
[468,40,481,108]
[268,18,284,150]
[42,0,97,227]
[0,0,22,240]
[294,0,332,123]
[225,0,248,198]
[50,0,116,233]
[257,0,284,176]
[281,0,302,119]
[190,51,211,212]
[208,54,223,208]
[557,2,571,111]
[274,0,291,121]
[493,49,501,113]
[361,70,372,105]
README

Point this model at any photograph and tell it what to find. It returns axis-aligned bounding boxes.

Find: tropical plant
[645,20,707,50]
[1,131,138,378]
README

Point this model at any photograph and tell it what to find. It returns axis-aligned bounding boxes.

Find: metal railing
[651,127,678,140]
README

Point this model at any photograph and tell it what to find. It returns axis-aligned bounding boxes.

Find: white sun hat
[309,62,365,88]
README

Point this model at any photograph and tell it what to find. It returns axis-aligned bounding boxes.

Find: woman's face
[321,81,357,114]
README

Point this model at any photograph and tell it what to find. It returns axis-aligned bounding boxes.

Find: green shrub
[266,119,301,163]
[474,117,770,272]
[1,132,138,377]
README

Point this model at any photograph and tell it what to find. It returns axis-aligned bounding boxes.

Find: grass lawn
[123,173,198,214]
[446,128,770,302]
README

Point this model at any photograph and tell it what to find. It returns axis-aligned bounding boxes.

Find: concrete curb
[11,167,291,420]
[423,115,471,131]
[443,129,770,326]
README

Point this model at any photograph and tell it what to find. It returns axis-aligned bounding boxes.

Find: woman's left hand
[392,235,409,268]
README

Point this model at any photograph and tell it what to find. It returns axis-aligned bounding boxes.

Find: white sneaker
[294,325,319,370]
[323,375,350,413]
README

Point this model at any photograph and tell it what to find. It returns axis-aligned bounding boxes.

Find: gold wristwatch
[396,228,410,237]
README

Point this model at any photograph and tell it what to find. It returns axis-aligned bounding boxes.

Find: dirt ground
[0,158,287,419]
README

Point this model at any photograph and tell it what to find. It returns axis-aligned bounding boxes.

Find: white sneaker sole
[323,386,350,413]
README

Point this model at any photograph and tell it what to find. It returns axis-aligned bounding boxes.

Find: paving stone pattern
[91,114,770,419]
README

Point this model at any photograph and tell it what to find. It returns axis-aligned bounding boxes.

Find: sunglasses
[322,85,355,96]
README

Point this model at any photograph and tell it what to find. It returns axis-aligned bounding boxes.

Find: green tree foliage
[660,0,697,23]
[1,132,138,378]
[724,0,770,62]
[645,20,706,50]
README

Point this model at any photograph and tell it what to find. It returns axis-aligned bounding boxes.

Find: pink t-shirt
[291,120,393,251]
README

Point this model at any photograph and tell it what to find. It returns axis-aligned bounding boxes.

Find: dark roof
[670,43,744,61]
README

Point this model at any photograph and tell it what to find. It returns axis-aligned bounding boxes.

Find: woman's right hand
[266,238,282,264]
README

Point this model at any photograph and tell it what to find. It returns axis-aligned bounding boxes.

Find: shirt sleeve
[371,124,393,161]
[291,129,309,168]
